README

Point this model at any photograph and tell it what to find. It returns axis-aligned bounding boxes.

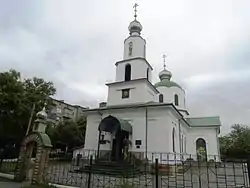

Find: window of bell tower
[125,64,131,81]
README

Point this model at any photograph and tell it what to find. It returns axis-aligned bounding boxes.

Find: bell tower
[106,4,159,106]
[115,3,152,82]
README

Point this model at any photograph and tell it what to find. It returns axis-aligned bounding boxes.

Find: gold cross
[133,3,139,20]
[162,54,167,69]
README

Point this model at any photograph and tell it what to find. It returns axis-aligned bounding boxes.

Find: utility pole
[25,103,36,136]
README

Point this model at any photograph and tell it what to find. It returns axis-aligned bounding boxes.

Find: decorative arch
[174,94,179,106]
[196,138,207,161]
[159,94,164,103]
[125,64,131,81]
[98,115,132,134]
[15,132,52,184]
[172,128,176,153]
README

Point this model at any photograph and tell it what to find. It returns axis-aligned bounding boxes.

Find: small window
[174,94,179,106]
[125,64,131,81]
[122,89,130,99]
[135,140,142,145]
[159,94,164,103]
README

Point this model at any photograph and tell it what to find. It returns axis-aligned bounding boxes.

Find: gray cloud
[0,0,250,134]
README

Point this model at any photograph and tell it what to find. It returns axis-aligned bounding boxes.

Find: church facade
[80,11,221,162]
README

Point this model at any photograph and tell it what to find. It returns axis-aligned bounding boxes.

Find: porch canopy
[98,115,132,134]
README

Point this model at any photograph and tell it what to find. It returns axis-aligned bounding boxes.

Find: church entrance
[110,131,129,161]
[98,115,132,162]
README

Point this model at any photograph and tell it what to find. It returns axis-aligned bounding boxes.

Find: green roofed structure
[186,116,221,127]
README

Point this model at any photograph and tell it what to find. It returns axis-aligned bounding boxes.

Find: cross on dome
[159,54,172,81]
[162,54,167,70]
[128,3,142,35]
[133,3,139,20]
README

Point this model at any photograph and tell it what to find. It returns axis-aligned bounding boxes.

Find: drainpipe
[145,107,148,159]
[97,131,101,160]
[216,128,221,161]
[178,118,181,154]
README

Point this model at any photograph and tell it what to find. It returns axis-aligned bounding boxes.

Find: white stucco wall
[115,59,152,82]
[83,106,220,161]
[123,36,146,60]
[157,86,186,109]
[186,127,220,161]
[84,113,101,150]
[107,80,157,106]
[84,106,185,155]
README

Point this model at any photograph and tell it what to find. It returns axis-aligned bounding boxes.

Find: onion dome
[155,68,182,89]
[36,106,47,119]
[128,20,142,35]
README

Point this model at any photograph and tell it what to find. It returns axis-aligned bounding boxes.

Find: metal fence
[0,158,18,174]
[46,151,250,188]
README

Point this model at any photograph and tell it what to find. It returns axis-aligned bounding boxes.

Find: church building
[80,6,221,162]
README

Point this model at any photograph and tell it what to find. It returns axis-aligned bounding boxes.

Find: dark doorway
[111,139,117,161]
[98,116,132,162]
[111,131,129,161]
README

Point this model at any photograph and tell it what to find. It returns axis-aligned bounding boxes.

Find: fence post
[247,157,250,185]
[155,158,159,188]
[87,155,93,188]
[76,154,81,166]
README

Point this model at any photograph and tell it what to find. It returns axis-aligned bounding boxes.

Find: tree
[0,69,56,157]
[47,117,86,154]
[219,124,250,159]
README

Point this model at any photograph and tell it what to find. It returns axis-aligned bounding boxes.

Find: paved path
[0,181,22,188]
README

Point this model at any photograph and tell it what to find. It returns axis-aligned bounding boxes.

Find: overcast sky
[0,0,250,134]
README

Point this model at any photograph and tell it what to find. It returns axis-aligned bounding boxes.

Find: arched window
[125,64,131,81]
[172,128,175,153]
[196,138,207,161]
[174,94,179,106]
[159,94,164,103]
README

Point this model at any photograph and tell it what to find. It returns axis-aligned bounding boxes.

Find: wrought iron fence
[0,158,18,174]
[46,150,250,188]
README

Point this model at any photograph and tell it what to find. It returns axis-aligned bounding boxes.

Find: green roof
[186,116,221,127]
[37,132,52,147]
[154,80,183,90]
[118,119,132,133]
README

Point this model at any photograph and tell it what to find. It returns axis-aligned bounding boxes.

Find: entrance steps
[74,161,141,177]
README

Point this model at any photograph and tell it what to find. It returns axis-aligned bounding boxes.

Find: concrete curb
[49,183,80,188]
[0,172,14,180]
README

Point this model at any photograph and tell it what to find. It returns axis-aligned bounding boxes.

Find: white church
[79,6,221,162]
